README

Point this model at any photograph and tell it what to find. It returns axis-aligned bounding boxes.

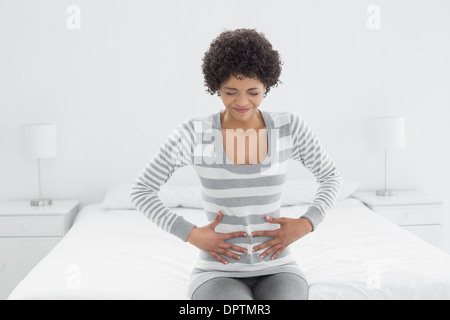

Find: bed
[7,181,450,300]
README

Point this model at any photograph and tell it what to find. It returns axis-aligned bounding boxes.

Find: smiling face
[218,75,267,127]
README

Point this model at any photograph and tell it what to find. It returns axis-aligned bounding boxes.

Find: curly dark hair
[202,28,282,96]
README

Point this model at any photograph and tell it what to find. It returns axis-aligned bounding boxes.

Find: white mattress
[8,199,450,300]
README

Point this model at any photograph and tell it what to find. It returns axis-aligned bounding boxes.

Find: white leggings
[192,273,308,300]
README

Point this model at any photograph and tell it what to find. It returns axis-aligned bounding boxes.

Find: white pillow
[101,183,203,210]
[101,184,135,209]
[102,180,359,210]
[281,179,359,206]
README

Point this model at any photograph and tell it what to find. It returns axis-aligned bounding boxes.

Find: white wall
[1,0,449,252]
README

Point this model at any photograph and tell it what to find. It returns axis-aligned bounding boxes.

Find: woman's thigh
[252,273,308,300]
[192,277,254,300]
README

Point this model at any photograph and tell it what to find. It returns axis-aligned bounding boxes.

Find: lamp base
[30,199,52,206]
[376,189,397,197]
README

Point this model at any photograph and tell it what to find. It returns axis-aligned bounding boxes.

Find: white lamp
[368,116,406,197]
[21,124,58,206]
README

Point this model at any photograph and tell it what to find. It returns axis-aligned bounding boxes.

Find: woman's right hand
[186,211,248,264]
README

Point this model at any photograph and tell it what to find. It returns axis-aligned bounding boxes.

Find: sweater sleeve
[129,119,197,241]
[289,112,342,231]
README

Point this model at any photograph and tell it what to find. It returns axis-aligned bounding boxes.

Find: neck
[220,109,265,130]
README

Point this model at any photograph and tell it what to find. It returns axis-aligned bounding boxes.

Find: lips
[232,107,251,113]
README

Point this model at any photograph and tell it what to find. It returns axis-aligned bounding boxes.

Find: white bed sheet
[8,199,450,300]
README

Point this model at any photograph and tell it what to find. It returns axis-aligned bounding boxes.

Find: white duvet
[8,199,450,300]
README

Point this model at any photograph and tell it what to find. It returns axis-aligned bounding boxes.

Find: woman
[130,29,341,300]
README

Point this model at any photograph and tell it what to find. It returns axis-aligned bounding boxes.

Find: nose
[235,93,249,107]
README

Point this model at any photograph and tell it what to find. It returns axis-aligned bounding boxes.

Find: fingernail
[260,254,264,259]
[237,256,241,260]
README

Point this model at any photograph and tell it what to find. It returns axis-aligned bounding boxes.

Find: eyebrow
[224,87,261,91]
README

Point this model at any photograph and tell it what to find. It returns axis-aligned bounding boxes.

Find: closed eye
[225,92,260,96]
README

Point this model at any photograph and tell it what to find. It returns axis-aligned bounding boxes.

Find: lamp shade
[368,116,406,150]
[21,124,58,159]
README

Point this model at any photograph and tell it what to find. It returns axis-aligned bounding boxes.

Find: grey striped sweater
[130,110,341,297]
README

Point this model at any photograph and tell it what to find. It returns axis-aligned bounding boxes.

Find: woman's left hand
[251,217,313,260]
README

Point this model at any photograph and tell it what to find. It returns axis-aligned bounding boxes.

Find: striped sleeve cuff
[300,206,324,231]
[169,215,197,242]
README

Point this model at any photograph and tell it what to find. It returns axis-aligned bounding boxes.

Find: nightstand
[352,191,445,249]
[0,200,80,299]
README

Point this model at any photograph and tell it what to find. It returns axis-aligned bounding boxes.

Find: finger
[210,211,223,229]
[216,248,242,261]
[251,229,276,238]
[223,243,248,254]
[209,251,228,265]
[265,216,284,224]
[220,231,248,240]
[260,244,284,259]
[252,239,277,253]
[269,245,287,260]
